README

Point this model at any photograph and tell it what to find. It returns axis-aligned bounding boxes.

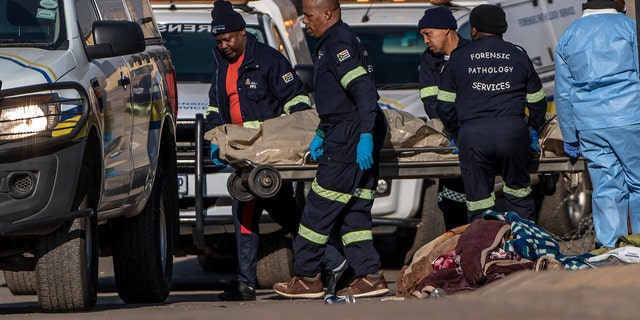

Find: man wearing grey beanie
[417,6,470,231]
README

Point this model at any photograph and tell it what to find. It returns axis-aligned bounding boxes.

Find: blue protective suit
[555,9,640,247]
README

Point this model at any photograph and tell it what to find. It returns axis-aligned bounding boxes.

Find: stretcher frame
[226,146,586,201]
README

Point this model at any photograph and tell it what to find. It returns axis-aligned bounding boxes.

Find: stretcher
[226,147,586,201]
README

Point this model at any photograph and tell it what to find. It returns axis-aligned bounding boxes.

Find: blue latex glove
[209,143,226,166]
[450,138,459,155]
[564,141,581,158]
[356,133,374,170]
[530,129,540,152]
[309,134,324,161]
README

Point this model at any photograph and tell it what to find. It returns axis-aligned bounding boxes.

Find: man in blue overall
[418,6,470,230]
[273,0,389,299]
[206,0,346,300]
[435,4,547,222]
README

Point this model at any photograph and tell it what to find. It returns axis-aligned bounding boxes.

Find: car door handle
[118,72,130,88]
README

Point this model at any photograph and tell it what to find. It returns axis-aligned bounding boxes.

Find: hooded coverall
[206,33,344,287]
[419,35,471,229]
[293,21,387,278]
[555,8,640,248]
[435,35,547,222]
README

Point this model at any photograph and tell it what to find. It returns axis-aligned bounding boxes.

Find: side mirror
[294,64,314,93]
[86,20,146,60]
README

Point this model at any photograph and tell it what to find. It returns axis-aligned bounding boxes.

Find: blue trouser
[233,182,344,287]
[293,110,386,278]
[458,117,534,221]
[437,178,468,230]
[579,123,640,247]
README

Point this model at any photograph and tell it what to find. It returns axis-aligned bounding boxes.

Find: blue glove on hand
[530,129,540,152]
[209,143,226,166]
[356,133,374,170]
[449,138,459,155]
[309,134,324,162]
[564,141,581,158]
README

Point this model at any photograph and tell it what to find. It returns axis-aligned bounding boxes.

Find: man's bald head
[302,0,341,38]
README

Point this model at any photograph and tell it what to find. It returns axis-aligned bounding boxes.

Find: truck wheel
[35,166,98,312]
[537,172,592,238]
[4,270,37,295]
[112,166,175,303]
[256,233,293,288]
[404,179,446,264]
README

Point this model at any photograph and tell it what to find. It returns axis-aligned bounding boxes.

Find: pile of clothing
[396,210,594,298]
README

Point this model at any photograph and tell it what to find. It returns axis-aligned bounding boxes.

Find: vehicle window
[352,26,427,87]
[0,0,63,45]
[458,21,472,40]
[95,0,129,21]
[270,24,291,62]
[74,0,98,46]
[124,0,161,39]
[160,24,266,83]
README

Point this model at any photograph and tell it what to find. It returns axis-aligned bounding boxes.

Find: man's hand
[356,133,374,170]
[210,143,226,166]
[450,138,459,155]
[309,134,324,161]
[564,141,581,158]
[530,129,541,152]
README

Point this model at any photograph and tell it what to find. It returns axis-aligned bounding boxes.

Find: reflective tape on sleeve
[206,105,219,116]
[466,192,495,211]
[283,95,312,114]
[298,224,329,245]
[342,230,373,246]
[340,66,367,89]
[526,87,546,103]
[420,86,439,99]
[503,185,532,198]
[436,90,456,103]
[242,120,262,129]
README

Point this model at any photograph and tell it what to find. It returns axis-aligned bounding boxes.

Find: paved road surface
[0,252,638,319]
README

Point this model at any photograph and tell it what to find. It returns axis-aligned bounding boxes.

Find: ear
[470,26,478,39]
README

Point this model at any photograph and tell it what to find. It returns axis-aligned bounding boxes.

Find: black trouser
[457,117,535,222]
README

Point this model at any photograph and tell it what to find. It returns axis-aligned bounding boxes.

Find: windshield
[0,0,63,46]
[160,23,266,83]
[353,26,426,88]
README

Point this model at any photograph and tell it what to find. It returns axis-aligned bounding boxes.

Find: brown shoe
[273,274,324,299]
[336,271,389,298]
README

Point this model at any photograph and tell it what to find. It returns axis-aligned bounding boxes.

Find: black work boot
[217,281,256,301]
[324,260,348,295]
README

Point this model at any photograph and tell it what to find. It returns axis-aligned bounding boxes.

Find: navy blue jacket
[435,36,546,138]
[312,21,379,134]
[206,33,311,132]
[419,36,470,120]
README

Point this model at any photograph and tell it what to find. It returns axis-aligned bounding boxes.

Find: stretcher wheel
[247,165,282,199]
[227,171,254,202]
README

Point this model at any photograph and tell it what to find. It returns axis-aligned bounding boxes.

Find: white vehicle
[0,0,179,312]
[329,0,590,261]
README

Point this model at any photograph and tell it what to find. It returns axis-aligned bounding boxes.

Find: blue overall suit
[435,35,547,222]
[555,9,640,248]
[293,21,387,278]
[206,33,344,288]
[419,35,470,229]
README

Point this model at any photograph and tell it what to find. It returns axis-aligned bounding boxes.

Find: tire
[256,233,294,288]
[537,171,592,238]
[404,179,446,264]
[35,166,98,312]
[4,270,37,295]
[112,166,176,303]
